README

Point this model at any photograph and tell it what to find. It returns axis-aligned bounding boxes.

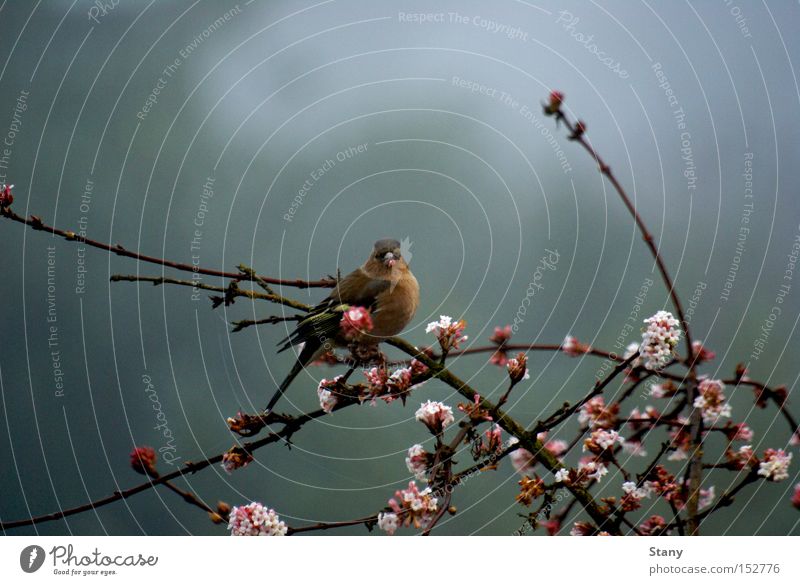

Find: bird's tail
[265,340,321,412]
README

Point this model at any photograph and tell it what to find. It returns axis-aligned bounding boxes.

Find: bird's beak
[383,252,396,268]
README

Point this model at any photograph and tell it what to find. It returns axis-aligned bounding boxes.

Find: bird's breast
[369,274,419,339]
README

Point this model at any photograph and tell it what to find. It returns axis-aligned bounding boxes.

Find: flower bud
[129,446,157,476]
[506,352,529,384]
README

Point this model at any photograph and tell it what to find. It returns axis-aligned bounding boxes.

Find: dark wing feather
[276,268,390,353]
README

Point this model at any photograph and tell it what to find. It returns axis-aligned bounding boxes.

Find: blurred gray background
[1,0,799,535]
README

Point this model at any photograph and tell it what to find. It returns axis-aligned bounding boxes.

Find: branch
[110,274,312,313]
[535,351,639,433]
[549,95,704,532]
[549,108,692,357]
[0,206,334,288]
[0,407,331,530]
[386,337,620,534]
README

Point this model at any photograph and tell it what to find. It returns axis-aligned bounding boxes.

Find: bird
[265,238,419,412]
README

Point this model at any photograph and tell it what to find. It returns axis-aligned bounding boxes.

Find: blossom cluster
[506,353,530,384]
[405,444,432,480]
[362,361,426,404]
[317,375,344,413]
[377,481,439,534]
[415,400,454,434]
[508,434,568,476]
[693,378,731,425]
[578,396,619,430]
[227,502,288,536]
[758,449,793,482]
[426,315,467,353]
[639,310,681,370]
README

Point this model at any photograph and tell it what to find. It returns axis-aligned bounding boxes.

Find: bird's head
[365,238,408,276]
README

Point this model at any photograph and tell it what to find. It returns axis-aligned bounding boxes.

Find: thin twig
[0,206,334,288]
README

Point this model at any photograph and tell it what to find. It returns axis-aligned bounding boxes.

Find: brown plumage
[266,239,419,412]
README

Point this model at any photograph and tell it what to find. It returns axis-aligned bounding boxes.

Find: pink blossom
[621,440,648,458]
[639,515,667,536]
[228,502,287,536]
[479,424,504,456]
[489,325,512,366]
[539,518,561,536]
[693,378,731,424]
[317,375,343,413]
[578,395,619,430]
[221,446,253,474]
[509,443,536,476]
[583,429,623,455]
[544,439,568,459]
[364,367,388,393]
[649,381,677,399]
[577,458,608,482]
[726,445,756,470]
[698,486,716,510]
[426,315,468,352]
[377,512,400,535]
[0,183,13,207]
[387,367,413,394]
[405,444,431,480]
[506,353,530,383]
[129,446,157,476]
[340,306,374,339]
[569,521,594,536]
[415,400,454,433]
[758,449,792,481]
[563,335,589,357]
[640,311,681,370]
[727,422,754,442]
[410,358,429,377]
[692,340,716,362]
[792,484,800,510]
[387,481,438,530]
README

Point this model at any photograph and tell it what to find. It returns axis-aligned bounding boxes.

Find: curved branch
[0,206,335,289]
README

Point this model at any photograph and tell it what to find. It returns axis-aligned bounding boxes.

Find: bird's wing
[333,267,391,308]
[276,268,390,352]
